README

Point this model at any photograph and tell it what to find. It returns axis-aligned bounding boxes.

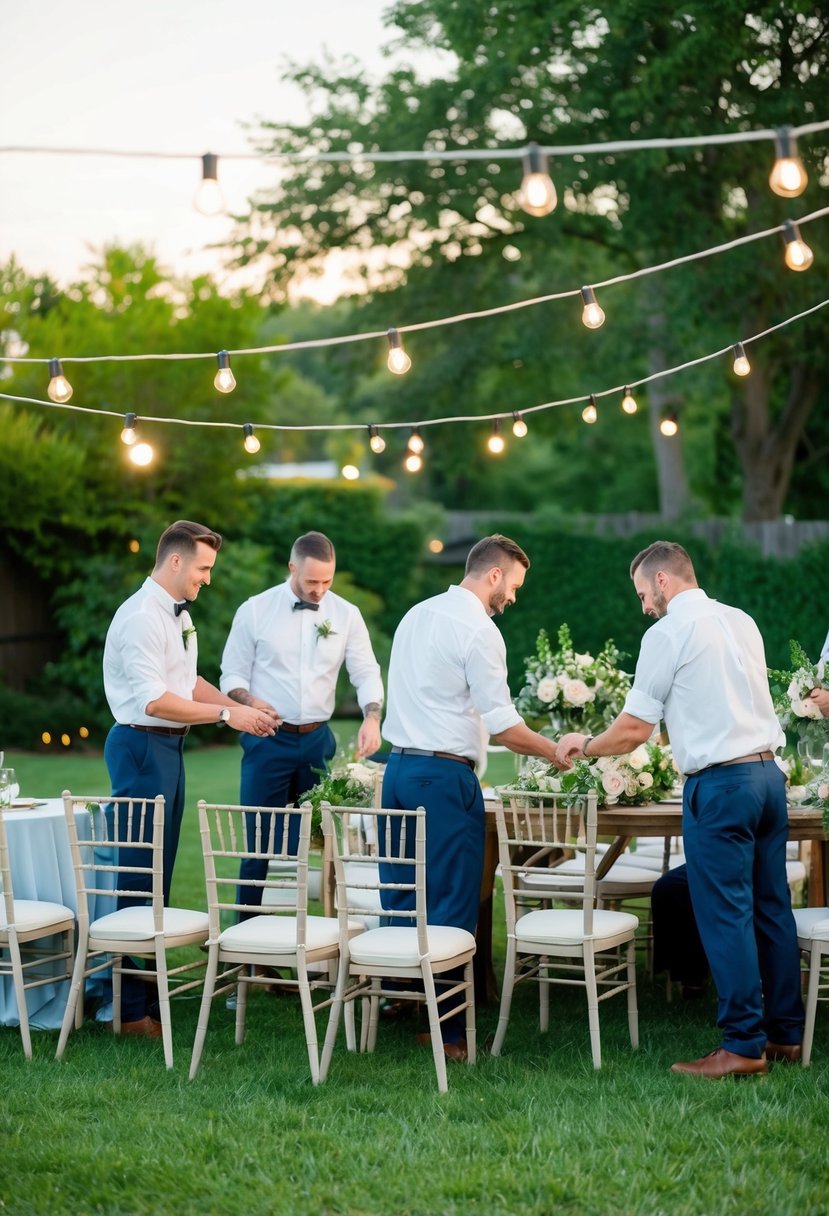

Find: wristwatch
[217,706,231,726]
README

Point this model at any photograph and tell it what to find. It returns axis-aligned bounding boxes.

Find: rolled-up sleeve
[623,626,675,725]
[343,610,384,710]
[466,626,523,736]
[220,601,256,694]
[121,610,170,713]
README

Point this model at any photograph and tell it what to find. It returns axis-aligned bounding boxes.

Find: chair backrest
[496,789,599,935]
[62,790,165,932]
[321,803,427,950]
[197,801,312,938]
[0,806,17,925]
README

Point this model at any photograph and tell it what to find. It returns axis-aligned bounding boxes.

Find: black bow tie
[293,600,319,612]
[174,600,191,617]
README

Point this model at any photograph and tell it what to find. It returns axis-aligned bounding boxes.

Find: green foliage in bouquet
[515,623,632,735]
[508,739,678,808]
[768,638,826,750]
[298,757,380,840]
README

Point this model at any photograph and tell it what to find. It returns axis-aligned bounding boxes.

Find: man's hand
[808,687,829,718]
[556,732,589,769]
[228,705,279,737]
[356,716,382,759]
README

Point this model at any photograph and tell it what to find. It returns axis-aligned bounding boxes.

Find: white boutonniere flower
[179,610,196,650]
[315,620,337,642]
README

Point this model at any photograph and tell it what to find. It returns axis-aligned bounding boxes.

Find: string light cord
[2,118,829,164]
[3,298,825,431]
[6,207,828,367]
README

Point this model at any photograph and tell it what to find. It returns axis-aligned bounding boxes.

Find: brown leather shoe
[117,1016,163,1039]
[671,1047,768,1078]
[765,1041,802,1063]
[415,1032,468,1062]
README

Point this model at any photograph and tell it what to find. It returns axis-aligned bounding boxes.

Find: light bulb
[342,464,360,480]
[659,412,679,437]
[621,387,638,415]
[769,129,807,199]
[214,350,237,393]
[407,429,425,454]
[129,441,155,467]
[120,412,138,445]
[243,423,260,454]
[387,327,412,374]
[47,357,73,403]
[512,413,528,438]
[783,220,814,272]
[519,143,557,217]
[194,152,226,216]
[368,425,386,454]
[732,343,751,377]
[487,421,506,455]
[582,395,598,425]
[580,286,606,330]
[404,451,423,473]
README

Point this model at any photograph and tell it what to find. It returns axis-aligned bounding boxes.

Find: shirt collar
[448,583,490,619]
[666,587,709,616]
[145,576,181,617]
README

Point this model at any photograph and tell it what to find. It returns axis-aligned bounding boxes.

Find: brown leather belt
[279,721,327,735]
[391,745,475,770]
[130,723,189,737]
[688,750,774,776]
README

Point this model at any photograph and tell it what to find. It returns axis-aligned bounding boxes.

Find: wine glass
[0,767,17,808]
[797,738,812,775]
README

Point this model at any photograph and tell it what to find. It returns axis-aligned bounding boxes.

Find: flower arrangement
[804,768,829,837]
[315,619,337,641]
[515,623,632,736]
[298,756,380,839]
[507,738,678,808]
[768,639,826,749]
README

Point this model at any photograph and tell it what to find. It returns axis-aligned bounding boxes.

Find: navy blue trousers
[652,864,709,986]
[380,751,484,1043]
[104,724,186,1021]
[236,725,336,912]
[683,758,804,1056]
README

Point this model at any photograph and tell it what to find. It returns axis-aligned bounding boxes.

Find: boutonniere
[315,619,337,641]
[182,626,197,650]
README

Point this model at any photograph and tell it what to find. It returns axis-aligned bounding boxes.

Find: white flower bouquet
[803,766,829,837]
[508,739,678,808]
[769,639,826,750]
[515,623,632,736]
[298,755,381,840]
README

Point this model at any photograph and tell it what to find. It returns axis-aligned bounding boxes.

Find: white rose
[601,769,626,799]
[562,678,593,707]
[539,773,563,793]
[787,678,800,701]
[575,652,593,669]
[788,784,807,803]
[792,698,823,720]
[625,776,639,797]
[347,762,376,785]
[535,677,558,704]
[818,783,829,800]
[627,745,650,771]
[637,772,654,789]
[595,755,614,772]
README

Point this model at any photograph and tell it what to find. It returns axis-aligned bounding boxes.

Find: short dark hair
[155,520,222,566]
[630,540,695,582]
[290,531,335,563]
[465,534,530,577]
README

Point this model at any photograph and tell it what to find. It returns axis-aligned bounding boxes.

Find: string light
[519,143,557,217]
[47,357,73,403]
[120,411,138,444]
[407,428,425,454]
[769,128,808,199]
[621,387,638,415]
[341,464,360,480]
[512,412,528,437]
[782,220,814,272]
[582,394,598,424]
[732,343,751,376]
[129,441,155,467]
[404,451,423,473]
[580,286,606,330]
[242,423,260,453]
[486,419,506,455]
[194,152,225,216]
[214,350,237,393]
[659,411,679,437]
[387,327,412,374]
[368,424,386,453]
[427,538,444,554]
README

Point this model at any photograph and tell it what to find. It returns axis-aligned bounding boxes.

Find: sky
[0,0,419,299]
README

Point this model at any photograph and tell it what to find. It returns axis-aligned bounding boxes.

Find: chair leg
[56,932,90,1060]
[365,982,381,1053]
[538,955,550,1033]
[296,967,321,1086]
[421,963,448,1094]
[235,969,251,1045]
[112,955,123,1034]
[188,946,220,1081]
[463,959,477,1066]
[319,961,348,1084]
[801,940,823,1068]
[626,938,639,1050]
[584,943,602,1070]
[490,938,518,1057]
[154,947,174,1071]
[8,936,33,1060]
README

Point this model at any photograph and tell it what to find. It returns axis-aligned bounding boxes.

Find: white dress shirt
[382,584,523,766]
[220,580,383,724]
[820,628,829,662]
[623,588,784,775]
[103,577,198,726]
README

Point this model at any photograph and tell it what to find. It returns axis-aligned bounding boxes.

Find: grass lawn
[2,736,827,1216]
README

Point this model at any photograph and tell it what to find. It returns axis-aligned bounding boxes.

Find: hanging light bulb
[387,327,412,374]
[404,451,423,473]
[769,128,808,199]
[519,143,557,217]
[512,412,528,438]
[368,424,386,454]
[621,386,638,415]
[341,464,361,480]
[407,428,425,454]
[782,220,814,272]
[659,412,679,437]
[120,412,138,445]
[194,152,226,216]
[47,357,73,403]
[129,441,155,467]
[214,350,237,393]
[732,343,751,377]
[487,420,506,455]
[582,394,598,425]
[243,423,261,454]
[580,286,606,330]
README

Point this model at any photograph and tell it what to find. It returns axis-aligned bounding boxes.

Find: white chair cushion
[0,899,73,933]
[90,905,208,942]
[348,924,476,968]
[516,907,639,946]
[611,853,664,872]
[521,857,656,890]
[793,907,829,942]
[219,913,357,954]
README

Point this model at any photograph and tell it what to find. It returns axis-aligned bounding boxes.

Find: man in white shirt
[557,540,804,1078]
[221,530,383,912]
[382,534,563,1059]
[103,519,278,1035]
